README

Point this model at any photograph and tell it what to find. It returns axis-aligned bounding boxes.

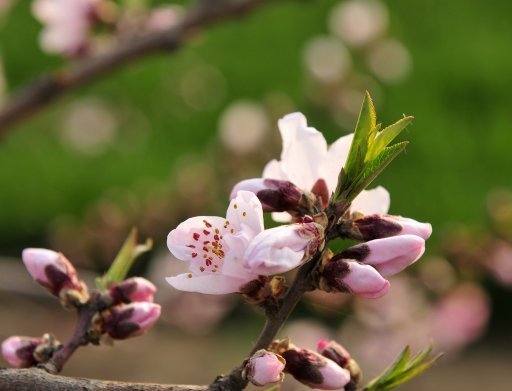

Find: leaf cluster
[334,92,413,203]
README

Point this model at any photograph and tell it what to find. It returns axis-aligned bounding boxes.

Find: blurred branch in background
[0,0,283,138]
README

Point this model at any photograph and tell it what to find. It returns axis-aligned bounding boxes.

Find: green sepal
[96,228,153,290]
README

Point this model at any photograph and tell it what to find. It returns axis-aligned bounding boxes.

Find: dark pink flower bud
[22,248,82,296]
[317,339,351,368]
[243,349,286,386]
[230,178,303,213]
[102,302,161,340]
[1,336,42,368]
[282,347,351,390]
[321,258,390,299]
[109,277,156,304]
[337,235,426,277]
[354,214,432,241]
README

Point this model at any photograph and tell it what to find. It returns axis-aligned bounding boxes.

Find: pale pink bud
[1,336,42,368]
[321,258,390,299]
[339,235,426,277]
[230,178,303,213]
[282,347,351,390]
[22,248,81,296]
[102,302,161,340]
[355,214,432,241]
[243,349,286,386]
[109,277,156,304]
[244,222,324,275]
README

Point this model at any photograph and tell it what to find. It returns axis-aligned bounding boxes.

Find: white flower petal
[165,273,248,294]
[167,216,228,261]
[276,112,328,190]
[322,133,354,193]
[351,186,390,215]
[226,191,264,237]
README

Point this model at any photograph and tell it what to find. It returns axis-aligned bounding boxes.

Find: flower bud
[317,339,351,368]
[318,340,362,390]
[338,235,425,277]
[1,336,42,368]
[354,214,432,241]
[230,178,303,213]
[109,277,156,304]
[102,302,161,340]
[243,349,286,386]
[282,347,351,390]
[320,258,390,299]
[22,248,82,297]
[244,222,324,275]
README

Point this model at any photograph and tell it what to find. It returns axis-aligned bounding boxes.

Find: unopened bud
[354,214,432,241]
[243,349,286,386]
[109,277,156,304]
[231,178,303,213]
[22,248,83,297]
[244,222,324,275]
[340,235,425,277]
[102,302,161,340]
[1,336,42,368]
[282,347,351,390]
[317,339,351,368]
[318,340,361,390]
[320,258,390,299]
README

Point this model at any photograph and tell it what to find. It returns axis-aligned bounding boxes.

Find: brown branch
[0,0,282,138]
[0,368,207,391]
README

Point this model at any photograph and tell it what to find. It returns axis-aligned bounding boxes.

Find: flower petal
[226,191,264,237]
[322,133,354,194]
[167,216,227,261]
[351,186,390,215]
[343,262,390,299]
[165,273,248,294]
[275,112,328,190]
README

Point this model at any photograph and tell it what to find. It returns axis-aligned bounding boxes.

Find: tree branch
[0,0,282,138]
[0,368,207,391]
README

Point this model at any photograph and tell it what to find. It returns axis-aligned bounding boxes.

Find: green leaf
[346,142,408,202]
[364,343,442,391]
[97,228,153,289]
[366,116,414,161]
[343,91,376,181]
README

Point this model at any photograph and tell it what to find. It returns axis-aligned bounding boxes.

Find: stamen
[193,233,200,241]
[192,253,198,258]
[187,274,193,278]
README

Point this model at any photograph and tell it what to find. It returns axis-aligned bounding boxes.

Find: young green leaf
[364,343,442,391]
[366,116,414,162]
[97,228,153,289]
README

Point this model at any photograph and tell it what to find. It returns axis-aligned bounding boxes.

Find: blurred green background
[0,0,511,389]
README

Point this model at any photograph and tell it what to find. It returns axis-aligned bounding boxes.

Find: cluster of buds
[2,247,161,368]
[100,277,160,340]
[319,215,432,298]
[246,338,360,389]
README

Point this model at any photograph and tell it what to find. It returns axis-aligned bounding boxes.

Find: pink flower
[1,336,42,368]
[243,349,286,386]
[354,214,432,241]
[167,191,322,294]
[167,191,264,294]
[22,248,82,296]
[102,302,161,340]
[32,0,99,56]
[232,112,390,221]
[109,277,156,304]
[317,339,351,368]
[282,347,351,390]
